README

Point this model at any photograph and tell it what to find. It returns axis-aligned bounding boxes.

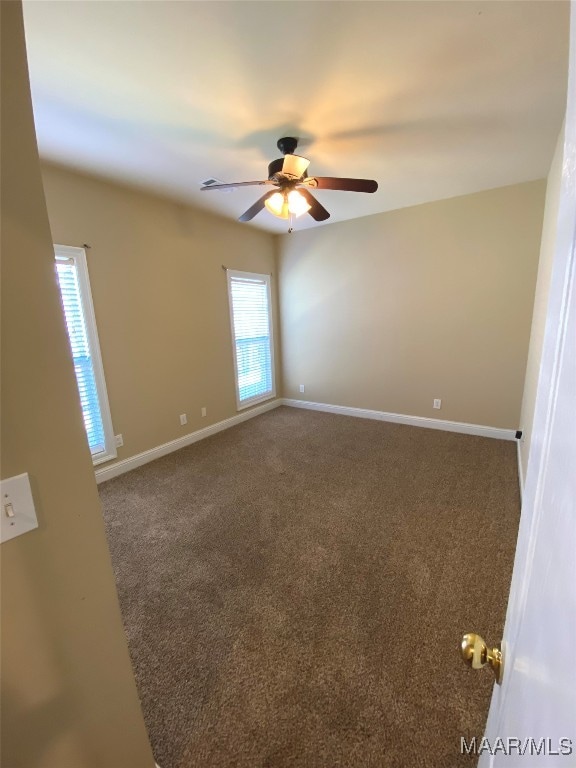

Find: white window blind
[227,270,275,409]
[54,245,116,465]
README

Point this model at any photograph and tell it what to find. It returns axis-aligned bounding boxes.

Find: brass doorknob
[461,632,503,685]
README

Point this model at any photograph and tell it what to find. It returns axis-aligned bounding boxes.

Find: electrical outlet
[179,414,187,426]
[433,399,442,410]
[299,384,305,393]
[201,407,207,418]
[115,434,123,447]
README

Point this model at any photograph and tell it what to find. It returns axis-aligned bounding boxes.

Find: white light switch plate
[1,473,38,543]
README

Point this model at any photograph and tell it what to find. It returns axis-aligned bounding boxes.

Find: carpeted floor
[99,406,521,768]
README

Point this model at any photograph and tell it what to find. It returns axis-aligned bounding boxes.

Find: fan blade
[238,190,276,222]
[298,188,330,221]
[200,180,272,191]
[304,177,378,193]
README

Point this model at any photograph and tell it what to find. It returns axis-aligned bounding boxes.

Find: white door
[479,5,576,765]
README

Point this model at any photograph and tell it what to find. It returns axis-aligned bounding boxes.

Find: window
[54,245,117,465]
[227,270,275,409]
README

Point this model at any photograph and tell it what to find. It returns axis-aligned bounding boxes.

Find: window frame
[54,244,117,465]
[226,269,276,411]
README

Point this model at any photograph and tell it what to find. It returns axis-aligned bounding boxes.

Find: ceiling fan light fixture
[264,191,288,218]
[265,190,311,220]
[288,190,311,217]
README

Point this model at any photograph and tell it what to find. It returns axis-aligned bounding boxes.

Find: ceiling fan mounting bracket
[277,136,298,155]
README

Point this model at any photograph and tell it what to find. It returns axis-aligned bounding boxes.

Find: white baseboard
[281,398,516,441]
[95,396,515,484]
[95,399,281,484]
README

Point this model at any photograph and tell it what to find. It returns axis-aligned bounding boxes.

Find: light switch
[1,473,38,543]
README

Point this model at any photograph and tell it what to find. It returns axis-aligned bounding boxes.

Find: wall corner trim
[95,399,281,483]
[281,398,517,441]
[517,439,524,502]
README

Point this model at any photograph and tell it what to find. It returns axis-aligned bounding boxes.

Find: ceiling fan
[200,137,378,230]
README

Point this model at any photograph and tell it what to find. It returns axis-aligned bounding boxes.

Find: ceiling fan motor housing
[268,157,286,179]
[268,157,309,182]
[268,137,310,182]
[269,157,310,181]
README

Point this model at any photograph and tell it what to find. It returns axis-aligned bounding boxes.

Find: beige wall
[41,163,279,465]
[518,124,565,481]
[278,182,545,429]
[0,4,155,768]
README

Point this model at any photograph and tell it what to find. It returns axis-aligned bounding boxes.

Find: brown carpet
[99,406,520,768]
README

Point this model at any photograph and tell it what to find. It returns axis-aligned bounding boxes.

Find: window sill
[236,392,276,412]
[92,446,118,466]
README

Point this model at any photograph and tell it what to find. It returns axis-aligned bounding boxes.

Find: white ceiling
[23,0,569,233]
